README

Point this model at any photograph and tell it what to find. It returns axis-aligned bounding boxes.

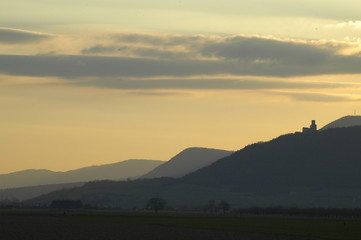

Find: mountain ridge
[321,115,361,130]
[0,159,164,189]
[141,147,233,179]
[0,182,85,201]
[26,125,361,209]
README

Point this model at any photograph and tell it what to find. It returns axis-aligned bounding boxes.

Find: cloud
[127,91,190,96]
[80,32,211,59]
[112,33,208,48]
[77,34,361,76]
[74,78,350,91]
[330,21,361,29]
[200,36,333,65]
[81,45,193,59]
[0,28,53,44]
[131,48,193,60]
[273,92,361,102]
[2,34,361,80]
[0,55,226,78]
[81,45,120,55]
[1,51,361,79]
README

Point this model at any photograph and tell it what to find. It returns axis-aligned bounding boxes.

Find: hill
[183,126,361,189]
[141,147,233,179]
[26,126,361,209]
[321,115,361,130]
[0,160,164,189]
[0,182,84,201]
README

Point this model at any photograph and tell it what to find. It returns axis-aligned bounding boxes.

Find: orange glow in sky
[1,0,361,173]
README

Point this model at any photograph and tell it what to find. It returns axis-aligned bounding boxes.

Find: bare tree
[146,198,166,213]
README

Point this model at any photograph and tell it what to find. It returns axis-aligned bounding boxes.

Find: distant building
[302,120,317,133]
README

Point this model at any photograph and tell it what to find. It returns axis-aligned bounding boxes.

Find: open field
[1,211,361,240]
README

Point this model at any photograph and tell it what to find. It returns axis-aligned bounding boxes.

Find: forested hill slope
[27,126,361,208]
[183,126,361,191]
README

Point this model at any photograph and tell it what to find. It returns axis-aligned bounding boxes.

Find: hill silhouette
[183,126,361,189]
[141,147,233,179]
[26,126,361,208]
[321,115,361,130]
[0,160,163,189]
[0,182,84,201]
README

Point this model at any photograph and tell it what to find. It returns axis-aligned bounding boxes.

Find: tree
[49,200,83,210]
[146,198,166,213]
[218,200,230,214]
[0,197,21,209]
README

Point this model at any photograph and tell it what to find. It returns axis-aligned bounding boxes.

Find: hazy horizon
[1,0,361,173]
[0,159,167,175]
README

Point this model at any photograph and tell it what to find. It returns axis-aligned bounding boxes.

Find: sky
[1,0,361,174]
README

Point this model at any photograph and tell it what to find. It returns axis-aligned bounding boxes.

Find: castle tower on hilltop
[303,120,317,133]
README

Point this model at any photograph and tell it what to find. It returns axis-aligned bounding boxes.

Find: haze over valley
[0,147,232,201]
[6,116,360,209]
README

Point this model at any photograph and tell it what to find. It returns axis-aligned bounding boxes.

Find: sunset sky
[1,0,361,173]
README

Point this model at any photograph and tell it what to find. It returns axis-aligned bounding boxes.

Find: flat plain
[1,211,360,240]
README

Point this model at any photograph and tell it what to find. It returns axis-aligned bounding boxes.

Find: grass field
[72,213,361,240]
[1,210,361,240]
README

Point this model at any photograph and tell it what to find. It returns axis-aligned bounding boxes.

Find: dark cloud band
[76,78,349,90]
[1,53,361,79]
[0,28,53,44]
[272,92,361,102]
